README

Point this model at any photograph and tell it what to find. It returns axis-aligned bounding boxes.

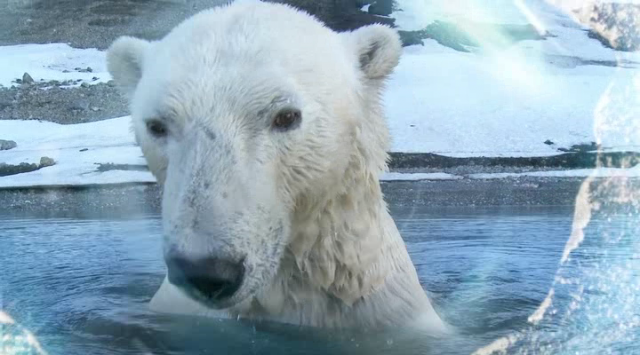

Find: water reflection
[474,1,640,353]
[0,207,584,355]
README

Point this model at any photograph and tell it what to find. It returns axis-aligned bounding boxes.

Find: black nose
[166,256,245,302]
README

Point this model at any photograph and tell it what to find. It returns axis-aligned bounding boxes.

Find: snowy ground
[1,0,639,187]
[388,0,640,156]
[0,117,154,188]
[1,115,638,188]
[0,43,111,88]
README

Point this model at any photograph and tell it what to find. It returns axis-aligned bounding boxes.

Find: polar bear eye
[146,120,168,138]
[272,108,301,131]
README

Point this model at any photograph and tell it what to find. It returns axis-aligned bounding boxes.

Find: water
[1,205,638,354]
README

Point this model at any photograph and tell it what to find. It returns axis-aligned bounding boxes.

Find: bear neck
[284,132,421,309]
[248,100,436,328]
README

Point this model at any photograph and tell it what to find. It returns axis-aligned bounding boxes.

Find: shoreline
[1,81,637,177]
[2,176,632,218]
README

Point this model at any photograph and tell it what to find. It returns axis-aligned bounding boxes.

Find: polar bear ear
[347,24,402,81]
[107,36,151,97]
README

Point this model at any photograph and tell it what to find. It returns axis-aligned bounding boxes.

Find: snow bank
[0,117,637,188]
[387,0,640,156]
[0,43,111,88]
[0,117,154,188]
[1,0,640,187]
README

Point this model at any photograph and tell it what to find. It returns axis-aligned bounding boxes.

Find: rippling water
[1,205,638,354]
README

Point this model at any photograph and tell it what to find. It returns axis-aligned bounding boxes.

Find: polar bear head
[107,0,401,310]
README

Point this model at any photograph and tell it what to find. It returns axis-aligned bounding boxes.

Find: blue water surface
[1,205,638,354]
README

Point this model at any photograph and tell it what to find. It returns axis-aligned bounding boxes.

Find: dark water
[1,205,638,355]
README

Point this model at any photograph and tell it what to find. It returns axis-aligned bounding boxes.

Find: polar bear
[107,0,447,333]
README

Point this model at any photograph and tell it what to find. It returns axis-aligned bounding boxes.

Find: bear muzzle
[165,250,246,307]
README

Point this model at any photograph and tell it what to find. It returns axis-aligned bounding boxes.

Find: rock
[266,0,394,31]
[368,0,393,16]
[0,140,17,151]
[575,2,640,52]
[398,29,428,47]
[80,82,90,88]
[22,72,35,85]
[559,142,600,153]
[92,76,98,81]
[39,156,55,168]
[0,162,40,177]
[69,100,89,111]
[544,140,555,145]
[79,148,89,152]
[86,67,93,73]
[398,21,545,50]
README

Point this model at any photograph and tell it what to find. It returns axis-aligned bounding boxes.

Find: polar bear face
[107,1,401,311]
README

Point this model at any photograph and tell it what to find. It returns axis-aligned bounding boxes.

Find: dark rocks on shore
[557,142,600,153]
[73,67,93,73]
[2,177,632,217]
[69,100,90,111]
[398,21,547,50]
[0,162,40,177]
[39,156,55,168]
[0,156,56,178]
[0,81,129,124]
[575,2,640,52]
[277,0,547,50]
[389,150,640,170]
[267,0,395,32]
[22,72,35,85]
[95,163,148,172]
[367,0,394,16]
[0,139,17,151]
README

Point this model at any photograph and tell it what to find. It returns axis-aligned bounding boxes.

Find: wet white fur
[107,0,447,333]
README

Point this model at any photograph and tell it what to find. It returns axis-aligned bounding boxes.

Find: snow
[0,117,461,187]
[386,0,640,156]
[0,43,111,88]
[1,1,639,187]
[0,117,154,188]
[0,117,637,188]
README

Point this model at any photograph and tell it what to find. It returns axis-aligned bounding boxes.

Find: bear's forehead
[133,1,361,123]
[160,1,339,61]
